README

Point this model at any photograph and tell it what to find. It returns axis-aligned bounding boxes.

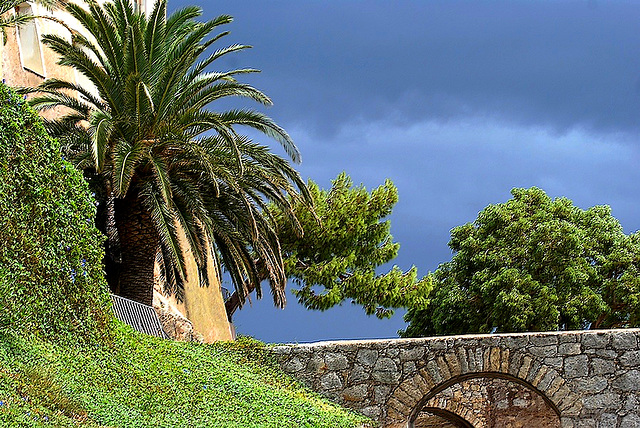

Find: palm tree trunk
[114,193,159,306]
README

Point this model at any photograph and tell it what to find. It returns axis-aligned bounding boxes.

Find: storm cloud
[172,0,640,342]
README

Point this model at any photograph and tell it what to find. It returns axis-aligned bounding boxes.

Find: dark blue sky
[173,0,640,343]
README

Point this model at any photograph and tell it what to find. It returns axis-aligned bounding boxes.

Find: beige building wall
[153,227,234,343]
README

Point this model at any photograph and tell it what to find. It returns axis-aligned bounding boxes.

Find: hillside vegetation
[0,83,370,427]
[0,327,370,427]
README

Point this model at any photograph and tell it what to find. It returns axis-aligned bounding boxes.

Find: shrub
[0,83,112,342]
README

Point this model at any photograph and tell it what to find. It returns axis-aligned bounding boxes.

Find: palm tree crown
[27,0,308,309]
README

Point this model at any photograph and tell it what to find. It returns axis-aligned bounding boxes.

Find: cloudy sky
[172,0,640,343]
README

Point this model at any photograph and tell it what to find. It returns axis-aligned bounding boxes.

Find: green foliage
[402,187,640,337]
[272,173,432,318]
[0,325,371,427]
[0,83,113,342]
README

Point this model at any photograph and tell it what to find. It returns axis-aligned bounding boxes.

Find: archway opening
[414,407,474,428]
[410,374,561,428]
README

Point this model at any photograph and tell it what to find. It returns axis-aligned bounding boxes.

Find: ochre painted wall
[154,226,234,343]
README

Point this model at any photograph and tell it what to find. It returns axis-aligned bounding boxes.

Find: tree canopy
[402,187,640,337]
[226,173,432,320]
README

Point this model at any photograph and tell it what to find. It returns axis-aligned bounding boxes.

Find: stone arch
[409,373,560,427]
[385,346,582,426]
[415,407,474,428]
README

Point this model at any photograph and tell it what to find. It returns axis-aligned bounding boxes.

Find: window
[16,3,45,76]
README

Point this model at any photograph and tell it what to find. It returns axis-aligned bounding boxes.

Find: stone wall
[273,329,640,427]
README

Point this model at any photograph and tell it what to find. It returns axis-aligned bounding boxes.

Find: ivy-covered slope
[0,327,370,428]
[0,83,112,342]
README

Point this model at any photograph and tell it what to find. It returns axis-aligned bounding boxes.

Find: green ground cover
[0,326,370,427]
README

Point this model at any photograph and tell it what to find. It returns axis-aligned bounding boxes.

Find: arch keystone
[457,347,470,373]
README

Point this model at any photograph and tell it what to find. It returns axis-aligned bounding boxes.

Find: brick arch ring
[384,346,583,426]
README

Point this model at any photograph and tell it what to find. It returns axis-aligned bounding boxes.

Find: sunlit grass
[0,323,371,428]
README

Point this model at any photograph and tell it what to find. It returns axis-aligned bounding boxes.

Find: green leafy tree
[401,187,640,337]
[25,0,308,308]
[226,173,432,320]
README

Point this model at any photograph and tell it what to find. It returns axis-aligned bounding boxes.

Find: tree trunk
[114,193,159,306]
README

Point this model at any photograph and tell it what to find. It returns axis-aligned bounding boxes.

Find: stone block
[356,348,379,367]
[623,394,639,412]
[590,358,615,375]
[525,359,543,384]
[403,361,417,375]
[418,369,436,390]
[599,413,618,428]
[545,357,563,369]
[399,346,424,362]
[558,342,581,356]
[621,414,640,428]
[503,335,528,349]
[457,347,469,373]
[500,348,510,372]
[531,364,550,387]
[444,352,461,377]
[529,345,558,358]
[282,357,304,373]
[360,406,381,420]
[573,376,608,394]
[398,382,422,403]
[425,360,443,383]
[551,383,571,405]
[559,334,579,343]
[489,347,501,372]
[620,350,640,367]
[594,349,617,359]
[430,339,447,351]
[536,368,557,391]
[612,332,637,351]
[342,384,368,402]
[320,372,342,391]
[307,356,327,374]
[508,352,524,376]
[348,364,369,383]
[325,352,348,370]
[564,354,589,378]
[410,373,431,396]
[436,356,451,379]
[582,392,621,411]
[530,334,558,346]
[466,347,478,371]
[546,374,564,397]
[613,370,640,392]
[517,355,533,379]
[581,333,609,349]
[372,357,401,384]
[374,384,391,404]
[386,348,400,358]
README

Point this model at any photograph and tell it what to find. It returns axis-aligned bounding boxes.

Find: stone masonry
[272,329,640,427]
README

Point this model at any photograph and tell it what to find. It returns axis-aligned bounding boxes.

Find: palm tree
[26,0,308,309]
